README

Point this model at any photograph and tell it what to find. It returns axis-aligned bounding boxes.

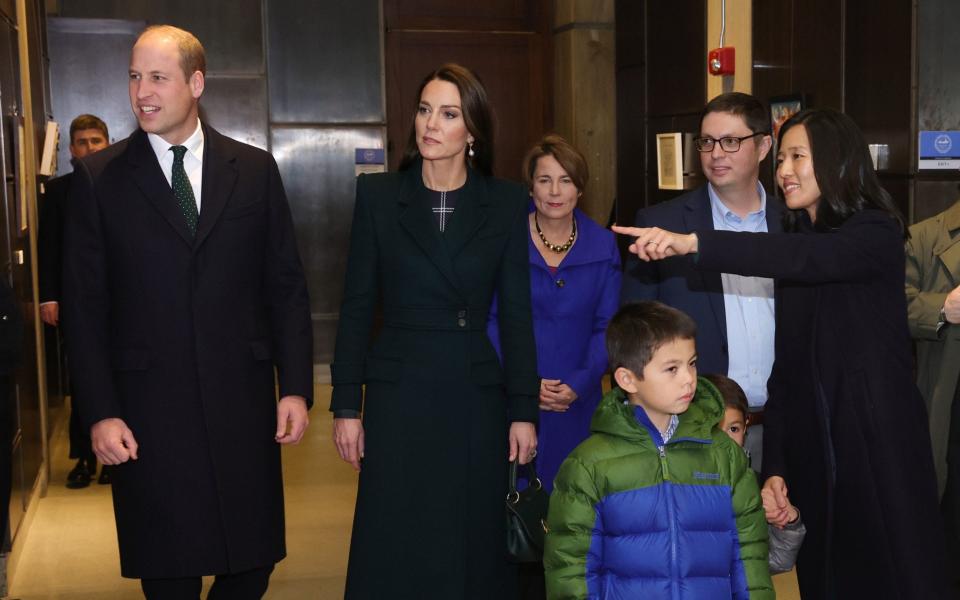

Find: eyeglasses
[694,132,767,153]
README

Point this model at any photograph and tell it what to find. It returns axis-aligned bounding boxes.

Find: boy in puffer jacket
[544,302,774,599]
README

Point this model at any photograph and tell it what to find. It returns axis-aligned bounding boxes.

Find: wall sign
[919,131,960,170]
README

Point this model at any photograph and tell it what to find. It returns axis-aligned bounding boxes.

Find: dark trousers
[942,374,960,591]
[68,398,95,462]
[140,565,274,600]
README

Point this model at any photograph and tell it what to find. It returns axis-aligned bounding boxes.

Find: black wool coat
[331,163,539,599]
[696,210,949,599]
[62,125,313,579]
[38,172,70,304]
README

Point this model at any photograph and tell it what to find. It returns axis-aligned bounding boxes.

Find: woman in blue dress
[488,134,621,493]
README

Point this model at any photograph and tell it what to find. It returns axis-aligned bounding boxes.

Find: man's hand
[610,225,699,261]
[275,395,309,444]
[539,379,578,412]
[91,417,139,465]
[334,418,364,471]
[509,421,537,465]
[39,302,59,326]
[945,284,960,324]
[762,475,792,528]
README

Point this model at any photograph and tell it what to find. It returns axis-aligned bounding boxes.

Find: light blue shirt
[707,183,776,408]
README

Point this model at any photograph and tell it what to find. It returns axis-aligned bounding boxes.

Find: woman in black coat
[614,109,949,599]
[331,63,540,599]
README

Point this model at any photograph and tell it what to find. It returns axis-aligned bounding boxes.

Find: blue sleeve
[564,239,621,400]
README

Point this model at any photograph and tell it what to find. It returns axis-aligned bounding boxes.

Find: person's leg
[744,422,763,473]
[140,576,202,600]
[941,377,960,591]
[207,564,274,600]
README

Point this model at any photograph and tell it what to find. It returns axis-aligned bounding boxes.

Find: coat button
[457,318,467,327]
[556,279,565,288]
[457,309,466,318]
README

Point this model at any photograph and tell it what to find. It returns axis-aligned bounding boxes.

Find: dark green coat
[331,163,539,599]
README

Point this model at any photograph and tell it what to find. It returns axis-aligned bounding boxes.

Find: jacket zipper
[660,444,680,599]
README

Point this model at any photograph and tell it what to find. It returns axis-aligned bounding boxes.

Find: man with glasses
[621,92,781,471]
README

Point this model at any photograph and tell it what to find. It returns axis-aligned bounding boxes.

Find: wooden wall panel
[384,0,541,32]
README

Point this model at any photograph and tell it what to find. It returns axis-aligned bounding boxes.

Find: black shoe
[98,465,112,485]
[66,459,93,489]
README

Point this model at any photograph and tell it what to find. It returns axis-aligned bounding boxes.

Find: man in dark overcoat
[62,25,312,599]
[39,113,110,488]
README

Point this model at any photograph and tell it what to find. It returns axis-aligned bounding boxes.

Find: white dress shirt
[147,119,204,212]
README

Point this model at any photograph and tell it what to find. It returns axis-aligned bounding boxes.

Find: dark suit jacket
[38,173,71,304]
[62,125,312,578]
[620,185,782,375]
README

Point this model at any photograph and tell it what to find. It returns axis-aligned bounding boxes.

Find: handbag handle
[507,459,543,504]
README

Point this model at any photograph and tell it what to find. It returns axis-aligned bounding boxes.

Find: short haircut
[69,114,108,144]
[137,24,206,81]
[606,301,697,379]
[700,92,769,135]
[522,134,589,192]
[702,373,748,418]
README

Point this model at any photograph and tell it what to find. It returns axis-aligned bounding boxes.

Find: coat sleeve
[37,180,63,304]
[544,456,601,600]
[496,192,540,422]
[62,160,123,429]
[696,210,903,284]
[330,174,379,413]
[767,517,806,575]
[727,442,775,600]
[565,238,621,401]
[263,156,314,406]
[620,208,661,304]
[905,221,948,341]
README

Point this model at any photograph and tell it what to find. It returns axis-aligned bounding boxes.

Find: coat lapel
[194,125,238,250]
[683,187,727,347]
[934,201,960,285]
[126,129,194,247]
[397,166,463,295]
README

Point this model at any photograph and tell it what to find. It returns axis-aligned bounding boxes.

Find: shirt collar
[147,119,204,163]
[707,181,767,224]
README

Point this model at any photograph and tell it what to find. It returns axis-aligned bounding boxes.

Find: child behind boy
[544,302,774,599]
[707,373,807,576]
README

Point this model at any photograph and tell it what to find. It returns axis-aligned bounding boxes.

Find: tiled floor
[7,385,800,599]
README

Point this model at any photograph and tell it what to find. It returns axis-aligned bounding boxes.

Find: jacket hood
[590,376,726,444]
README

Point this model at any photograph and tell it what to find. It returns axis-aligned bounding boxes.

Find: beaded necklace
[534,213,577,253]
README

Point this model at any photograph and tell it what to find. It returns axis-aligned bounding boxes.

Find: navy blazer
[620,185,783,375]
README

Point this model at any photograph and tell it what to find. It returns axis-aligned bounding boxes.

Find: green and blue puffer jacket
[544,378,774,599]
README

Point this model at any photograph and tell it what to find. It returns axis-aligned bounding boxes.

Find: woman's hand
[762,475,793,528]
[610,225,698,261]
[539,379,578,412]
[334,418,365,472]
[509,422,537,465]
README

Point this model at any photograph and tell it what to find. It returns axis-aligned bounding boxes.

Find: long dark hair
[398,63,495,176]
[779,108,906,236]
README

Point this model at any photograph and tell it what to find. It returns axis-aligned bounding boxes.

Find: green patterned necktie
[171,145,199,235]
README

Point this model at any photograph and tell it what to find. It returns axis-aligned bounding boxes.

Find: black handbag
[505,459,550,563]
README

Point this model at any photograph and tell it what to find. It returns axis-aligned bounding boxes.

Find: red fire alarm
[708,47,735,76]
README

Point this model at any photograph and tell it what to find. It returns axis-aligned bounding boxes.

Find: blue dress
[488,207,621,491]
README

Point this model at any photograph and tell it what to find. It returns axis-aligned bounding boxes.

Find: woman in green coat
[331,64,540,599]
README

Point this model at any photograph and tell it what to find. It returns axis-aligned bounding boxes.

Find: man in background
[38,114,109,488]
[620,92,780,472]
[906,196,960,590]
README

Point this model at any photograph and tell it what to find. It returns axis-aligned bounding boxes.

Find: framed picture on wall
[656,133,684,190]
[769,94,806,144]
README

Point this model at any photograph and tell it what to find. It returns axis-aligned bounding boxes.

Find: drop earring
[468,141,475,157]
